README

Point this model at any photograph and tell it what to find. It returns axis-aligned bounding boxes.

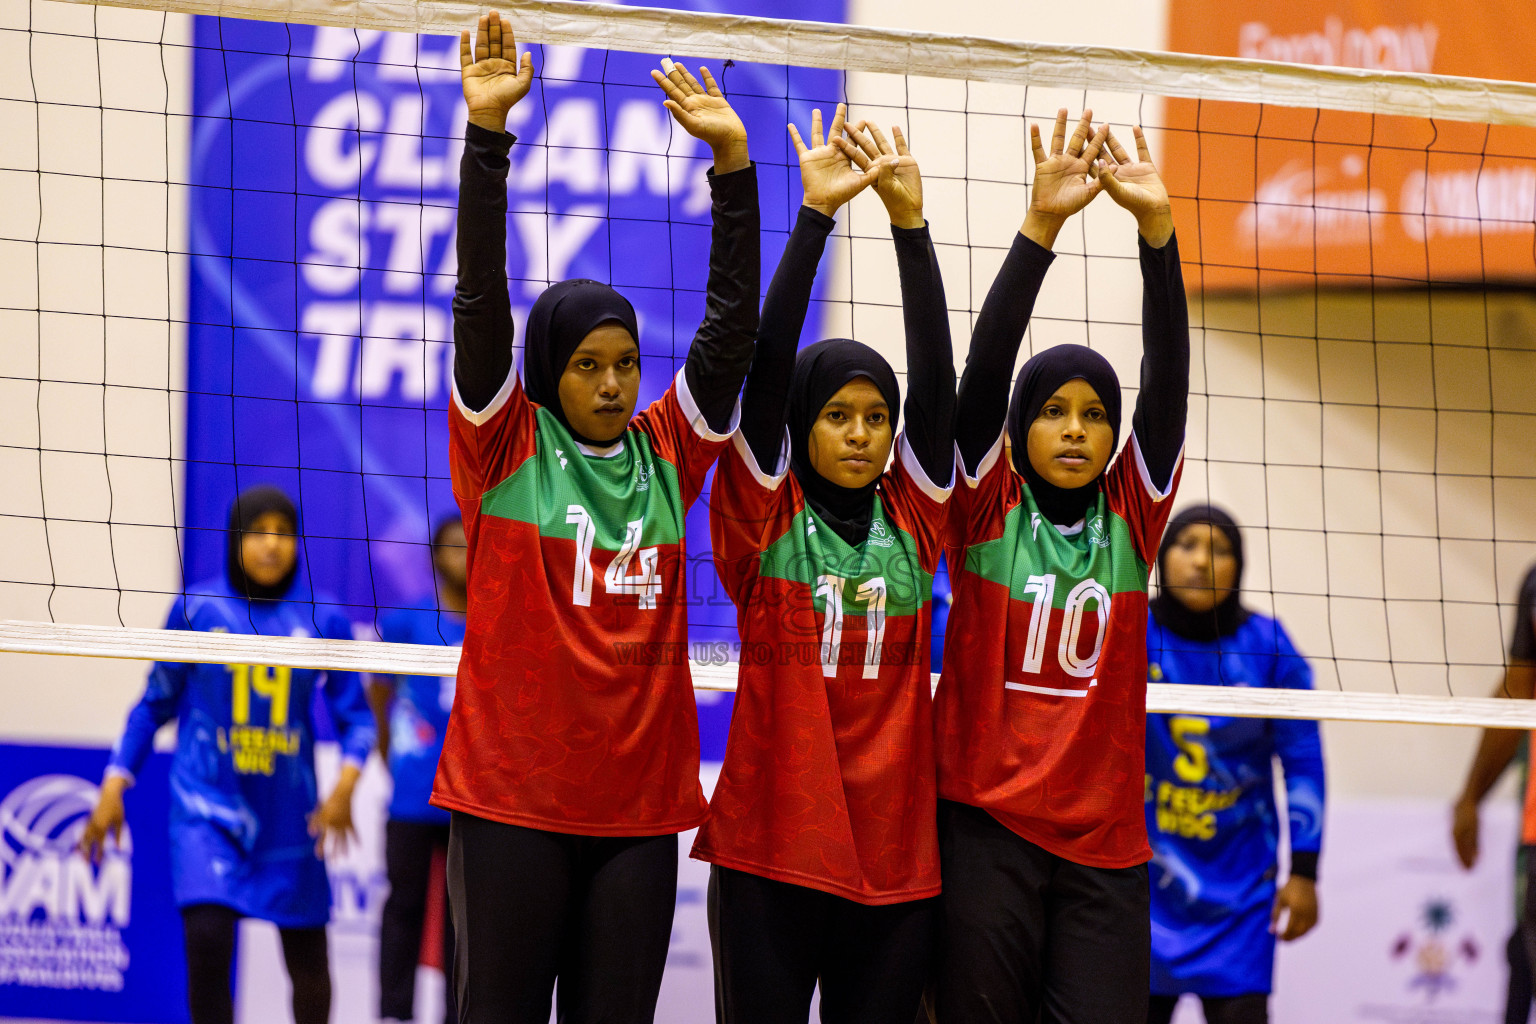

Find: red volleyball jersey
[692,432,950,904]
[434,368,731,835]
[934,431,1181,868]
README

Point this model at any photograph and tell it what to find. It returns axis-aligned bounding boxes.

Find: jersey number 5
[1020,573,1111,679]
[815,575,887,679]
[566,504,662,610]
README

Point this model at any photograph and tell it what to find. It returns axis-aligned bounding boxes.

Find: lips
[596,403,625,414]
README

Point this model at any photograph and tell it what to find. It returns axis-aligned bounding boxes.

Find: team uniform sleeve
[318,610,378,769]
[1511,566,1536,661]
[680,163,761,435]
[449,122,538,501]
[891,221,956,485]
[709,429,793,607]
[106,598,193,785]
[1128,232,1190,494]
[883,433,954,573]
[1102,432,1183,566]
[1270,622,1325,880]
[954,232,1055,475]
[947,430,1015,555]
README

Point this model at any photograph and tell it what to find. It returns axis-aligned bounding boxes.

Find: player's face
[433,520,468,590]
[1026,379,1113,489]
[1162,522,1239,612]
[558,324,640,443]
[807,377,892,490]
[240,510,297,588]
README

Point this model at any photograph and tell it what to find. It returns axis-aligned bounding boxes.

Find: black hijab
[1150,504,1250,642]
[227,484,298,601]
[1007,344,1123,526]
[788,339,902,548]
[522,279,640,447]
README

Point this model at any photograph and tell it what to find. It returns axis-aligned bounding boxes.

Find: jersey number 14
[566,504,662,609]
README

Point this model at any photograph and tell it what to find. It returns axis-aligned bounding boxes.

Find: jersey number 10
[566,504,663,609]
[1020,573,1112,679]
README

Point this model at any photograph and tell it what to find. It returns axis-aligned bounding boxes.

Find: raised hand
[1099,125,1174,247]
[651,59,749,174]
[790,104,884,219]
[461,9,535,134]
[1022,108,1108,250]
[841,121,923,230]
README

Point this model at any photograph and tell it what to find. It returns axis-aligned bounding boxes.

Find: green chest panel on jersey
[479,407,685,551]
[757,496,931,617]
[965,486,1148,605]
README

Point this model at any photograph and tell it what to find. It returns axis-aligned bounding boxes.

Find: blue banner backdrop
[0,746,186,1023]
[182,5,845,753]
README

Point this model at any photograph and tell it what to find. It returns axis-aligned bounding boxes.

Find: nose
[847,416,870,446]
[597,368,621,398]
[1062,415,1087,440]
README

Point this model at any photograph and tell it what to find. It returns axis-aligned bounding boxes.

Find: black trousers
[1147,994,1267,1024]
[708,865,936,1024]
[181,903,330,1024]
[934,800,1149,1024]
[446,810,678,1024]
[381,819,456,1022]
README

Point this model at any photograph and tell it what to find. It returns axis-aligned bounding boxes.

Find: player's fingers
[661,57,689,93]
[1080,125,1108,167]
[487,9,502,60]
[1030,122,1046,165]
[1050,107,1067,155]
[828,102,847,142]
[892,125,910,158]
[651,68,684,103]
[1134,124,1152,163]
[520,51,534,81]
[833,134,873,170]
[474,14,488,64]
[843,123,880,163]
[1066,108,1093,157]
[680,65,706,96]
[866,121,895,156]
[1105,127,1132,164]
[662,99,687,124]
[700,65,722,97]
[811,107,824,150]
[1098,165,1123,198]
[460,30,472,70]
[788,122,809,156]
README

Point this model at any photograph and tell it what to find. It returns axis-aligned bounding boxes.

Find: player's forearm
[452,122,517,412]
[956,231,1055,472]
[737,206,833,470]
[1129,231,1188,489]
[682,163,759,434]
[1457,726,1523,806]
[892,220,956,482]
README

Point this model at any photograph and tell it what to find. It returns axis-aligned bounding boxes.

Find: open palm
[1028,109,1107,220]
[792,105,882,215]
[460,10,534,131]
[652,62,746,153]
[1100,126,1171,221]
[841,121,922,227]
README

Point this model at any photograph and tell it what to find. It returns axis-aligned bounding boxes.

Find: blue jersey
[107,580,376,928]
[377,600,464,824]
[1144,612,1325,997]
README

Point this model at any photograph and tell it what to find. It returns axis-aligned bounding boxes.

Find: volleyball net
[3,0,1536,727]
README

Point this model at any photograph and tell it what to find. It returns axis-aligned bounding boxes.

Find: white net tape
[50,0,1536,125]
[6,620,1536,728]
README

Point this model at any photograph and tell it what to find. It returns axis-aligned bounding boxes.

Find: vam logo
[0,774,132,990]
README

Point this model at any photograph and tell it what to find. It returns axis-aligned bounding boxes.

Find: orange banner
[1164,0,1536,291]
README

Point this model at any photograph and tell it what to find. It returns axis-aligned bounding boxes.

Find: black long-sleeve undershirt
[954,231,1188,491]
[452,121,759,432]
[739,206,956,484]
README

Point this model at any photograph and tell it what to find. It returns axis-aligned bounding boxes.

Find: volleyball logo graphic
[0,774,133,991]
[1390,898,1479,1001]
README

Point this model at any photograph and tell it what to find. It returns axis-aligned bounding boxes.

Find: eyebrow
[572,345,641,359]
[823,398,889,411]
